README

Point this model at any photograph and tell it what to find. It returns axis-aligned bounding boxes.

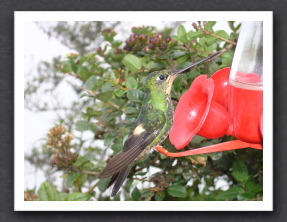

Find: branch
[132,177,151,182]
[71,164,100,176]
[85,181,99,194]
[219,43,234,54]
[198,27,237,46]
[155,48,176,71]
[76,85,123,111]
[76,85,96,96]
[166,58,176,71]
[66,72,85,81]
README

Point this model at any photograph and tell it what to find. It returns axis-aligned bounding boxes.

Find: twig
[132,177,151,182]
[66,72,85,81]
[145,192,155,201]
[220,43,234,54]
[155,48,176,71]
[166,58,176,71]
[198,27,237,46]
[71,164,100,176]
[85,181,99,194]
[76,85,96,96]
[250,196,263,201]
[76,85,123,111]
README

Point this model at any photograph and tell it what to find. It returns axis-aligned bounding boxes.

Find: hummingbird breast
[141,94,174,152]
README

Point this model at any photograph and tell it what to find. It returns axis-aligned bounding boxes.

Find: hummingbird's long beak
[174,51,221,75]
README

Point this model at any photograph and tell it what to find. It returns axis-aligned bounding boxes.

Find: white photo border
[15,11,273,211]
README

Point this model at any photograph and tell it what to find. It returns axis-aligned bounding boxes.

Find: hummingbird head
[145,51,221,95]
[145,68,180,95]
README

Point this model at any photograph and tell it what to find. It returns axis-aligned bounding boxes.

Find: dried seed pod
[139,34,147,42]
[164,35,171,43]
[154,37,161,45]
[148,36,155,44]
[143,46,150,53]
[160,42,167,50]
[148,43,156,50]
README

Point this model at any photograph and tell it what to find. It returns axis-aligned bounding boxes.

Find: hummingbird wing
[98,128,159,178]
[98,110,165,179]
[109,163,133,197]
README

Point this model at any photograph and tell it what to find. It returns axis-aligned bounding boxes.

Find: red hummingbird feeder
[156,21,263,157]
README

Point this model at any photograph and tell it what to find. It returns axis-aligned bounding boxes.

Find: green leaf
[75,120,90,132]
[127,89,144,102]
[145,61,155,69]
[64,192,91,201]
[114,89,126,97]
[205,42,217,52]
[186,70,201,80]
[122,54,142,72]
[58,192,69,201]
[197,141,214,148]
[104,132,116,146]
[220,51,234,68]
[216,187,245,200]
[237,192,255,201]
[215,30,229,40]
[246,181,262,193]
[177,25,187,38]
[38,182,59,201]
[61,61,72,73]
[131,186,141,201]
[228,21,235,31]
[204,21,216,32]
[69,60,78,73]
[126,77,138,89]
[234,23,241,32]
[187,30,204,39]
[77,66,90,80]
[176,55,189,64]
[124,179,133,193]
[156,54,167,60]
[206,35,217,44]
[232,160,249,181]
[228,22,241,32]
[170,50,186,59]
[173,75,183,92]
[98,178,110,192]
[172,36,184,45]
[97,91,114,102]
[101,82,115,92]
[66,172,80,188]
[155,192,166,201]
[222,51,233,61]
[85,76,97,91]
[75,154,95,168]
[198,51,208,57]
[111,143,122,155]
[167,185,187,198]
[86,108,102,117]
[199,37,206,46]
[125,107,139,114]
[149,62,167,71]
[100,109,123,122]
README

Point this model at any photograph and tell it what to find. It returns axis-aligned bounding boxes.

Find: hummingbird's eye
[157,75,168,81]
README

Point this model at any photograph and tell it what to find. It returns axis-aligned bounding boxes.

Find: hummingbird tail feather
[111,163,133,197]
[99,125,160,196]
[107,173,119,189]
[98,148,143,178]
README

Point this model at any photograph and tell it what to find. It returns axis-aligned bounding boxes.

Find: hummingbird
[98,51,221,197]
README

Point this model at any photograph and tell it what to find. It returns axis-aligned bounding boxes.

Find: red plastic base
[155,140,262,157]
